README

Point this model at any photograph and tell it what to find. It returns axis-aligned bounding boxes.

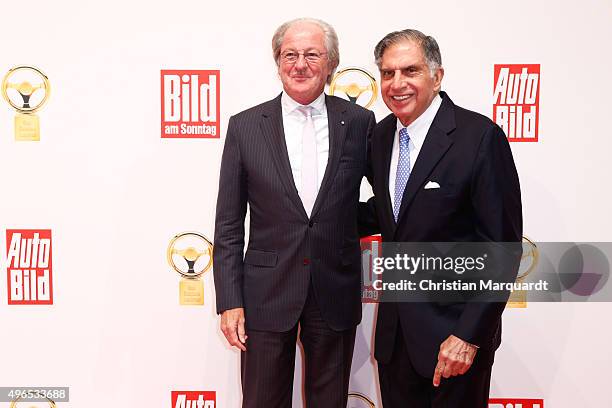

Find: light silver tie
[297,106,317,217]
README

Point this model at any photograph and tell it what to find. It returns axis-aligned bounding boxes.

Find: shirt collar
[281,91,327,117]
[395,93,443,150]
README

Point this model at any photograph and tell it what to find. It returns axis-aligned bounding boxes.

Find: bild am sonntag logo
[161,70,220,138]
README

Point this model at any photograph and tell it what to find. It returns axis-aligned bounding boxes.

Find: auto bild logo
[171,391,215,408]
[6,229,53,305]
[493,64,540,142]
[489,398,544,407]
[161,70,220,138]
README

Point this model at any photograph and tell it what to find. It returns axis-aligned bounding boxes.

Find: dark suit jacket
[214,93,375,332]
[362,91,522,377]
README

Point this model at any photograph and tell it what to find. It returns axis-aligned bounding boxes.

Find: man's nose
[390,71,403,89]
[294,54,308,70]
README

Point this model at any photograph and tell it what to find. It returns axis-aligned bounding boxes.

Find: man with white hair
[214,18,375,407]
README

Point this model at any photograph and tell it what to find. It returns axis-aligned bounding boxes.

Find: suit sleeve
[453,124,523,347]
[213,116,247,314]
[358,111,381,237]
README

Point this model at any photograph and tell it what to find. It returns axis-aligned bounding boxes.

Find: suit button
[303,258,310,265]
[308,221,314,228]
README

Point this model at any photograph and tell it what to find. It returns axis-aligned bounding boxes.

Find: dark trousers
[378,326,493,408]
[241,284,356,408]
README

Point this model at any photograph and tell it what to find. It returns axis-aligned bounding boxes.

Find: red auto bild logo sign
[161,70,220,138]
[493,64,540,142]
[6,229,53,304]
[489,398,544,407]
[171,391,216,408]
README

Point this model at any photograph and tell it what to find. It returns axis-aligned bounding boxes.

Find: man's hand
[220,307,247,351]
[432,334,478,387]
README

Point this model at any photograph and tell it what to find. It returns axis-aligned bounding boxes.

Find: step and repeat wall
[1,0,611,407]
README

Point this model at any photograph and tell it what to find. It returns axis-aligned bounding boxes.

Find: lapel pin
[341,120,345,126]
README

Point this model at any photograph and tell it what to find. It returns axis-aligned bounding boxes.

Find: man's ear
[434,67,444,92]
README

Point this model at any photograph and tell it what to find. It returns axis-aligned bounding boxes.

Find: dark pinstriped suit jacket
[213,93,375,332]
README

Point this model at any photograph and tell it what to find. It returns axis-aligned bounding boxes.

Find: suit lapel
[310,95,347,218]
[395,93,456,225]
[260,94,308,219]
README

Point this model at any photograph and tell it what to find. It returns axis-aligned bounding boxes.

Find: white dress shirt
[389,93,443,209]
[281,92,329,196]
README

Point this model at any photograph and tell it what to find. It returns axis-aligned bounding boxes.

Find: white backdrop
[1,0,611,406]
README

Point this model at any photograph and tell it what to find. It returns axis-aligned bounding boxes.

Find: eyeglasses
[280,50,327,64]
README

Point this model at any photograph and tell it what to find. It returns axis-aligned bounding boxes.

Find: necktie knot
[297,105,313,118]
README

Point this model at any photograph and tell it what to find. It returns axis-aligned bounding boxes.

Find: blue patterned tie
[393,127,411,221]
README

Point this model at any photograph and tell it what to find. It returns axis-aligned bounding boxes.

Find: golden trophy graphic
[507,236,539,308]
[329,68,378,108]
[167,232,214,305]
[9,396,56,408]
[2,66,50,141]
[348,392,376,408]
